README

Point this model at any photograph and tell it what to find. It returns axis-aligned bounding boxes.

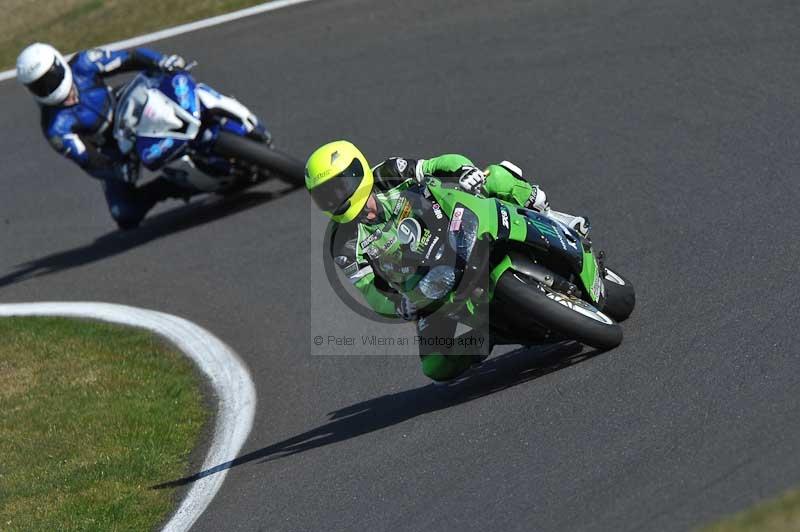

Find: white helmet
[16,43,73,105]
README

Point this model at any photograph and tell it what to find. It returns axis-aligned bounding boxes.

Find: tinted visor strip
[26,58,66,97]
[311,158,365,213]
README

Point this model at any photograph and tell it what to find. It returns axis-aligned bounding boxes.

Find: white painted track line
[0,302,257,532]
[0,0,318,82]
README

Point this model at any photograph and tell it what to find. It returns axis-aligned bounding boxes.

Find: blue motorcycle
[113,66,304,193]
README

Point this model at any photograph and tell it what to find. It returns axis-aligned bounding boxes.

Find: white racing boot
[546,209,590,238]
[496,161,590,238]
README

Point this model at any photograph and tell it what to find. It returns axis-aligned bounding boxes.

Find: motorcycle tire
[213,131,305,187]
[601,267,636,322]
[495,270,623,351]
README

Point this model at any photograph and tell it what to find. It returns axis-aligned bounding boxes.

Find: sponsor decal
[172,75,192,109]
[530,218,570,250]
[365,235,396,259]
[554,226,568,250]
[526,188,538,208]
[343,262,359,277]
[393,197,409,217]
[399,201,412,220]
[417,229,432,250]
[548,219,580,251]
[143,137,175,162]
[314,167,334,180]
[591,268,605,300]
[360,228,382,250]
[424,236,441,259]
[496,203,511,240]
[450,207,464,231]
[397,218,422,247]
[432,202,443,220]
[396,158,408,172]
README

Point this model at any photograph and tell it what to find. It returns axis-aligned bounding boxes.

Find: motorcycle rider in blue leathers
[17,42,194,229]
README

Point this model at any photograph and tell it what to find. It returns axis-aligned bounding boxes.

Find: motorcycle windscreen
[113,75,151,154]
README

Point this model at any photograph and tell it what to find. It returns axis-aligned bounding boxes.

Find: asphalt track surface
[1,1,799,530]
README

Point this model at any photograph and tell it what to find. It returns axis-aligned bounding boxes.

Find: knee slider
[109,204,144,229]
[421,354,472,382]
[499,160,524,179]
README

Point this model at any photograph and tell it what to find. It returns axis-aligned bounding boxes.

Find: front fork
[218,117,272,145]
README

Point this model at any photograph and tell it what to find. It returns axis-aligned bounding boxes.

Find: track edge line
[0,0,319,82]
[0,301,256,532]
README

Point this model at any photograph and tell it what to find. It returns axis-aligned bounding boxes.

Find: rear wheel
[602,267,636,322]
[495,270,623,351]
[213,131,305,187]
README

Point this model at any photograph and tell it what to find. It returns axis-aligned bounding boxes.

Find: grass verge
[0,316,208,531]
[1,0,269,70]
[701,489,800,532]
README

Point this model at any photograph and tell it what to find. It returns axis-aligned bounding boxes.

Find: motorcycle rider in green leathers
[306,140,588,382]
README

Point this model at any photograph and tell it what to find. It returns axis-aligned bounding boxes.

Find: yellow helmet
[305,140,373,223]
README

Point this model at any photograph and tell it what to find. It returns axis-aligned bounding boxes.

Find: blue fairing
[137,137,183,167]
[221,119,248,136]
[131,72,200,169]
[116,71,253,175]
[160,73,199,115]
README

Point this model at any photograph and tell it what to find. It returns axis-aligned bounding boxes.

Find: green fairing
[578,246,602,303]
[428,179,604,307]
[428,185,501,232]
[490,255,514,289]
[341,155,555,382]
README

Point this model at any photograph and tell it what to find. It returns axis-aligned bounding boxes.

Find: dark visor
[309,157,365,215]
[25,57,66,98]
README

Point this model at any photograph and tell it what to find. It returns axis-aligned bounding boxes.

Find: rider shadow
[0,188,296,288]
[153,341,601,490]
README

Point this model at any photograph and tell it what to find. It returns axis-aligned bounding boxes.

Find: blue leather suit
[39,48,183,229]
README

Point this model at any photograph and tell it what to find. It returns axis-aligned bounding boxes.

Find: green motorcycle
[388,178,635,351]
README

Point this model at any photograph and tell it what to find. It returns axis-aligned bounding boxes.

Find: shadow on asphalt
[0,189,293,288]
[154,341,601,489]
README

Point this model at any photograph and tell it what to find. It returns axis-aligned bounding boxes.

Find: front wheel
[494,271,623,351]
[601,267,636,322]
[212,131,305,187]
